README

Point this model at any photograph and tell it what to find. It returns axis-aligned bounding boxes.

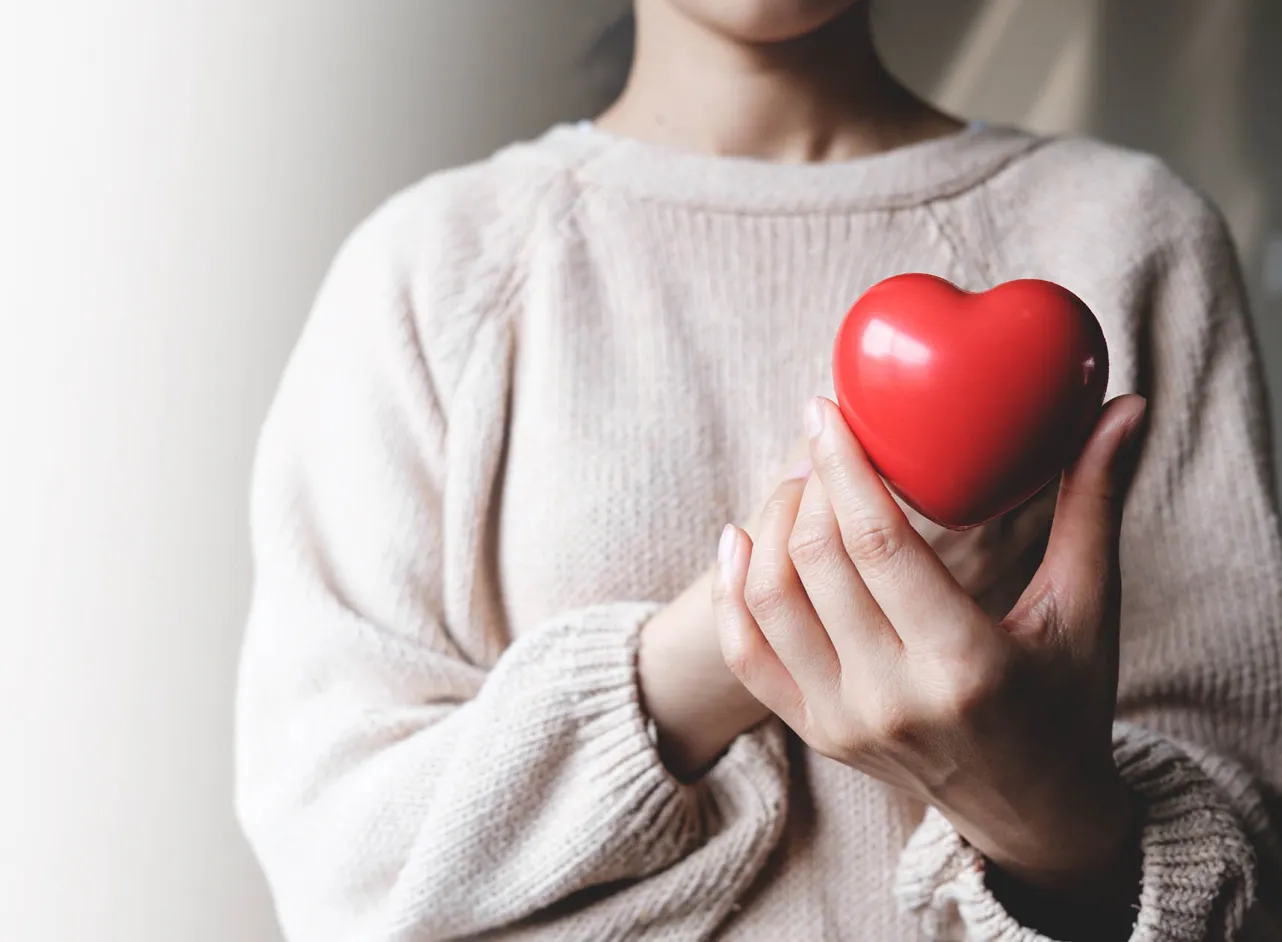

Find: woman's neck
[596,1,962,163]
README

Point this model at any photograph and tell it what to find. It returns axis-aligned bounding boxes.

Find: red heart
[832,274,1109,530]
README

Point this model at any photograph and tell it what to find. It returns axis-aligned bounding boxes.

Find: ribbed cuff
[532,603,789,882]
[894,722,1256,942]
[535,602,702,877]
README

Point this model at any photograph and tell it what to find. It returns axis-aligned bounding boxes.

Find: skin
[621,0,960,781]
[612,0,1148,933]
[718,396,1147,924]
[597,0,961,162]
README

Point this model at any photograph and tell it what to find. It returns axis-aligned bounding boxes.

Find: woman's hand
[713,395,1148,913]
[638,446,813,781]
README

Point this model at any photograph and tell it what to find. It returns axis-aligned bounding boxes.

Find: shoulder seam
[421,162,570,413]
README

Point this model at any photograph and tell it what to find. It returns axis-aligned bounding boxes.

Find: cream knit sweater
[236,123,1282,941]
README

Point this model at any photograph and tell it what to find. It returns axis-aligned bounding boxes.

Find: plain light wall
[3,3,1278,941]
[0,3,617,940]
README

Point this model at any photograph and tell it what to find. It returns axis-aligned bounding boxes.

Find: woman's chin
[669,0,865,45]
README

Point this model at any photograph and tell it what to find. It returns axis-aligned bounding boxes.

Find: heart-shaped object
[832,273,1109,530]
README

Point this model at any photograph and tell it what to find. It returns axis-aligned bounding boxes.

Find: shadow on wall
[588,8,635,107]
[1094,0,1282,438]
[881,0,1282,489]
[1243,1,1282,420]
[873,0,987,94]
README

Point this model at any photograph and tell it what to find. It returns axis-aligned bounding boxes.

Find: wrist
[943,747,1135,889]
[978,770,1142,938]
[638,576,769,780]
[985,841,1141,942]
[993,769,1138,900]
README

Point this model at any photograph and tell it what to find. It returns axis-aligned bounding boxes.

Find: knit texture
[236,123,1282,941]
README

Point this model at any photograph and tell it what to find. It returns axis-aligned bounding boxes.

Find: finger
[712,525,806,727]
[742,473,842,693]
[744,449,813,541]
[789,474,901,670]
[1030,394,1148,632]
[804,397,981,650]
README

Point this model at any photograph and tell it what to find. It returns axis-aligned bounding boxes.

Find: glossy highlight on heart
[832,274,1109,530]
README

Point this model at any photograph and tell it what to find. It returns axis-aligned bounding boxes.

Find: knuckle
[940,659,1002,719]
[867,699,915,745]
[817,446,847,480]
[807,731,843,761]
[787,522,840,569]
[742,574,787,616]
[803,712,847,760]
[843,515,901,568]
[761,485,801,521]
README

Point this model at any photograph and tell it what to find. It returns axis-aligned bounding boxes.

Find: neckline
[537,120,1043,215]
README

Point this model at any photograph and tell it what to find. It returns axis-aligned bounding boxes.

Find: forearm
[240,602,786,941]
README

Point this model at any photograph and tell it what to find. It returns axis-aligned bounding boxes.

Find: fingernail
[804,398,825,439]
[1119,398,1149,453]
[785,459,812,481]
[717,524,737,571]
[1112,399,1148,482]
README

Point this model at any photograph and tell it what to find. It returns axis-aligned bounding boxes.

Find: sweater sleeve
[895,195,1282,940]
[233,203,789,942]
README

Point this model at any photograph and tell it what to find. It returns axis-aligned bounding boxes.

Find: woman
[236,2,1282,939]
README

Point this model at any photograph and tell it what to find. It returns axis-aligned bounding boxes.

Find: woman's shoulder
[310,130,581,393]
[966,129,1236,299]
[339,130,578,288]
[983,130,1228,244]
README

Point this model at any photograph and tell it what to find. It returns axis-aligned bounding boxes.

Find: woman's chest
[490,208,1125,633]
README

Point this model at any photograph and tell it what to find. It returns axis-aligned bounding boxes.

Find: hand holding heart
[713,393,1147,903]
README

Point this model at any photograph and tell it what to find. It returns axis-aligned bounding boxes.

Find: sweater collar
[537,121,1043,214]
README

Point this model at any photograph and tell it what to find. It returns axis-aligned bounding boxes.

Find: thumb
[1035,394,1148,628]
